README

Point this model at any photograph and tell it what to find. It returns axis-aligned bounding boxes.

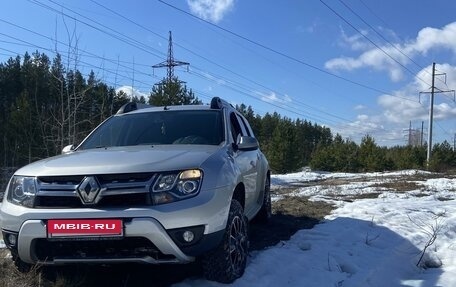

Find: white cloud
[412,23,456,55]
[378,63,456,123]
[330,113,387,143]
[333,63,456,145]
[187,0,234,23]
[378,94,426,123]
[354,104,365,110]
[325,45,408,81]
[202,71,226,85]
[357,114,369,121]
[339,28,372,51]
[259,91,292,104]
[325,22,456,81]
[116,86,149,100]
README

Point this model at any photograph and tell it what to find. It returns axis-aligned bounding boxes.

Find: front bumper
[11,218,196,264]
[3,217,225,265]
[0,185,231,265]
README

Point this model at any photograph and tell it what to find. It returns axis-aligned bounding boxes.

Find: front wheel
[12,252,32,273]
[254,177,271,223]
[202,199,248,283]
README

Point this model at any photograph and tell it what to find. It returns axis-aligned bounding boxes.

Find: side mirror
[62,144,75,154]
[237,136,259,151]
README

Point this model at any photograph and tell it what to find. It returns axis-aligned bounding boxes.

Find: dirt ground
[0,189,333,287]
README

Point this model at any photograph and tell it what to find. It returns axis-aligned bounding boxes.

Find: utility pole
[408,121,412,146]
[454,133,456,151]
[420,62,455,165]
[421,121,424,147]
[427,62,436,163]
[152,31,189,84]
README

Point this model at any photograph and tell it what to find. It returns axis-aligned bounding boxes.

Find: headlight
[151,169,202,204]
[7,176,37,207]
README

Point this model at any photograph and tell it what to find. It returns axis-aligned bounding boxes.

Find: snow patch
[176,170,456,286]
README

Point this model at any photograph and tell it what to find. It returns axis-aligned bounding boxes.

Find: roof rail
[210,97,232,109]
[116,102,152,114]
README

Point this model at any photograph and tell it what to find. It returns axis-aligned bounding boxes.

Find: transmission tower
[403,121,424,147]
[152,31,189,84]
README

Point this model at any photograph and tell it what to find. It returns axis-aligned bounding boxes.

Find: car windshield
[79,109,224,150]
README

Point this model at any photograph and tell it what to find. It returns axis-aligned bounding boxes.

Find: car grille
[34,173,155,208]
[34,237,175,261]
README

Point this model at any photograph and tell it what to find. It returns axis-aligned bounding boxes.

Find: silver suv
[0,97,270,283]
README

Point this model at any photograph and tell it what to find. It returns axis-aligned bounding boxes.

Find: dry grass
[272,195,334,220]
[0,258,52,287]
[369,180,423,193]
[342,193,382,201]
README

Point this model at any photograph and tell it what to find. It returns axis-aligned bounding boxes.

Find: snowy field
[176,170,456,287]
[0,170,455,286]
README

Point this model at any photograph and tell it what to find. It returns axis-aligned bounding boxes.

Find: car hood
[15,145,221,176]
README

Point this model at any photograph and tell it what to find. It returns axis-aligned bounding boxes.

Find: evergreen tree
[429,141,455,171]
[2,50,456,176]
[310,135,359,172]
[149,77,201,106]
[359,135,389,171]
[268,118,298,173]
[113,90,130,112]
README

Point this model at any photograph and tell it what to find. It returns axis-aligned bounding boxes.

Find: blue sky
[1,0,456,147]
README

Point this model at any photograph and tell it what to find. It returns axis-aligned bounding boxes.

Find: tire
[202,199,249,283]
[12,252,32,273]
[254,177,272,223]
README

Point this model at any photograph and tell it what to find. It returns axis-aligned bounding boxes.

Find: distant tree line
[235,104,332,173]
[309,134,455,172]
[0,51,129,168]
[235,109,456,173]
[0,51,455,181]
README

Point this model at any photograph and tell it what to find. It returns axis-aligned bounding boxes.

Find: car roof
[115,97,235,116]
[116,104,219,116]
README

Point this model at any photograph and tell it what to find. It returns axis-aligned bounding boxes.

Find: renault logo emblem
[77,176,101,204]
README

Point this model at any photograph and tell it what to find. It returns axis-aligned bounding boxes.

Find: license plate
[47,219,123,238]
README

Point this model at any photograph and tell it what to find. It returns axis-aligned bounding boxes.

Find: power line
[358,0,390,29]
[320,0,431,87]
[6,1,444,142]
[157,0,410,99]
[320,0,449,138]
[1,26,345,126]
[0,18,155,79]
[39,0,423,128]
[91,0,368,111]
[188,66,355,124]
[28,0,166,60]
[338,0,425,73]
[0,32,157,89]
[354,0,449,88]
[42,1,367,125]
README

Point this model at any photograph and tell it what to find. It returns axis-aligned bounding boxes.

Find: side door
[229,112,259,213]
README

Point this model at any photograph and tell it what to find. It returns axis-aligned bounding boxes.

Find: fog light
[182,231,195,243]
[8,234,17,246]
